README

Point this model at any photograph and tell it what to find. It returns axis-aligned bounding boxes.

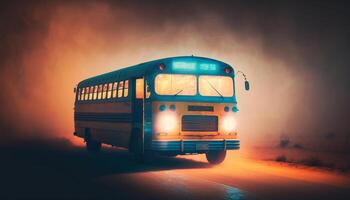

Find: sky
[0,0,349,151]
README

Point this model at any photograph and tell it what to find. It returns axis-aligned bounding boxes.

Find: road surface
[1,140,350,200]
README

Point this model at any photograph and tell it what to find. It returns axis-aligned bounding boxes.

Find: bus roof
[77,56,231,87]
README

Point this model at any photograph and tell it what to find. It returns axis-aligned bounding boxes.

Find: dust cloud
[0,1,349,153]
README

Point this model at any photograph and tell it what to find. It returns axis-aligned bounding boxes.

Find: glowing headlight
[222,115,237,132]
[155,112,177,133]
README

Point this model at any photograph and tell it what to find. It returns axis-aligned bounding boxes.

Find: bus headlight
[222,115,237,132]
[155,112,177,133]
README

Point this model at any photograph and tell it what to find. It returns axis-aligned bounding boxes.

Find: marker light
[159,63,166,71]
[224,106,229,112]
[222,115,237,132]
[155,112,177,133]
[169,104,176,111]
[159,104,166,111]
[225,67,232,74]
[232,106,239,112]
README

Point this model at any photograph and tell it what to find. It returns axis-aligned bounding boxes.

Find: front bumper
[151,139,240,153]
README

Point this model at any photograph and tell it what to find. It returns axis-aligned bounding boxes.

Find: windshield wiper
[205,79,224,99]
[174,89,184,96]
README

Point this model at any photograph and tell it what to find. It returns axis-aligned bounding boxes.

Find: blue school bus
[74,56,249,164]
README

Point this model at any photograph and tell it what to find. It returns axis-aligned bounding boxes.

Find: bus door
[133,78,144,131]
[132,77,152,152]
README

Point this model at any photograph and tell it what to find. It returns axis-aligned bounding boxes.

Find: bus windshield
[155,74,197,96]
[155,74,234,97]
[199,76,233,97]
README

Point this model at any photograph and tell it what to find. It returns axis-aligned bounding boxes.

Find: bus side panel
[74,101,132,148]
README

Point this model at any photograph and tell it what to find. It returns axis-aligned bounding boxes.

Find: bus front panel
[150,101,240,153]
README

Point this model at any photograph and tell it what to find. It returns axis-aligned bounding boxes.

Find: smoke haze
[0,0,349,151]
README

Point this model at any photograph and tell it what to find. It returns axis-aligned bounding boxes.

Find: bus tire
[84,128,101,152]
[141,150,155,163]
[163,153,178,157]
[130,129,155,163]
[130,128,142,153]
[206,150,226,164]
[86,140,101,152]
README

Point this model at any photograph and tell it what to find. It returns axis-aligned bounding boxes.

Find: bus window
[102,84,107,99]
[107,83,113,99]
[81,88,85,100]
[155,74,196,96]
[118,81,124,98]
[136,78,144,99]
[77,88,81,101]
[98,84,102,99]
[93,85,98,100]
[199,76,233,97]
[89,86,94,100]
[85,87,90,100]
[123,80,129,97]
[112,82,118,98]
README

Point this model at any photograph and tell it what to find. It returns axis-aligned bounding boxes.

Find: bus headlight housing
[222,115,237,132]
[155,112,177,134]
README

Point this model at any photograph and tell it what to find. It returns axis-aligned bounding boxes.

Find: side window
[81,88,85,100]
[102,84,107,99]
[93,85,98,100]
[98,84,103,99]
[123,80,129,97]
[77,88,81,101]
[89,86,94,100]
[107,83,113,99]
[112,82,118,98]
[118,81,124,98]
[136,78,144,99]
[85,87,89,100]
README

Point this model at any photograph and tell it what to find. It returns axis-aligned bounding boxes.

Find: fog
[0,1,349,151]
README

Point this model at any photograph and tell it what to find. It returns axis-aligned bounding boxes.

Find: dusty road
[1,139,350,200]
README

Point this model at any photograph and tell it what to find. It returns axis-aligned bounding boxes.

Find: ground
[1,139,350,200]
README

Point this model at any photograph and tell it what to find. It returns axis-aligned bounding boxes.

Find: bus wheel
[130,129,155,163]
[206,150,226,164]
[84,129,101,152]
[163,153,178,157]
[141,150,155,163]
[130,129,142,154]
[86,140,101,152]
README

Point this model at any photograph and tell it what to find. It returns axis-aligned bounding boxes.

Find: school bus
[74,56,249,164]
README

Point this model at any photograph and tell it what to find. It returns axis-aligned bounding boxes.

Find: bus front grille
[182,115,218,132]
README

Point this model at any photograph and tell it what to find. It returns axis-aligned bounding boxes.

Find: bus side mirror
[74,87,76,93]
[245,81,250,91]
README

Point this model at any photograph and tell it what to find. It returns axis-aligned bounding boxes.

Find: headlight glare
[222,115,237,132]
[155,112,177,133]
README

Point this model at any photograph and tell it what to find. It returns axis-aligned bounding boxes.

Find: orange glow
[155,74,197,95]
[123,80,129,97]
[107,83,112,98]
[136,78,144,99]
[221,115,237,132]
[1,1,347,160]
[154,112,178,134]
[112,82,118,98]
[178,152,350,189]
[199,76,233,97]
[118,81,124,98]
